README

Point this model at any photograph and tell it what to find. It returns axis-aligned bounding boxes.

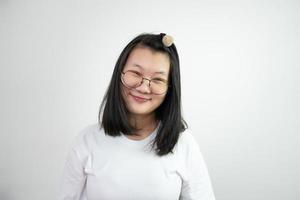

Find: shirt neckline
[120,122,160,146]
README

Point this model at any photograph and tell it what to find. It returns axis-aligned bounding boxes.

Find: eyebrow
[133,64,167,75]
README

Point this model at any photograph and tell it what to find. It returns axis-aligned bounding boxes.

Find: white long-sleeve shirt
[58,123,216,200]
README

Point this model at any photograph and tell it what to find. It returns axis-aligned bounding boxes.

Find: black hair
[98,32,187,156]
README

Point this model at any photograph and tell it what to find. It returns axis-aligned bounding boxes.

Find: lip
[130,94,151,103]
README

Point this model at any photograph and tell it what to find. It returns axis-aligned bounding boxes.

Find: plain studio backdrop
[1,0,299,199]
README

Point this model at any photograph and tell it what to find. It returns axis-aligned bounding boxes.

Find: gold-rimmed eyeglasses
[121,70,169,95]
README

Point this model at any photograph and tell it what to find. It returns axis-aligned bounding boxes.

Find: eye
[152,78,167,84]
[127,70,141,77]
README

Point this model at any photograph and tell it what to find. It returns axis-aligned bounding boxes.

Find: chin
[127,106,155,116]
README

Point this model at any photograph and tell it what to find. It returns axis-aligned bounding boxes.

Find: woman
[59,33,216,200]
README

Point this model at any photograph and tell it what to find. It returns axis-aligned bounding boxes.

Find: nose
[135,78,151,94]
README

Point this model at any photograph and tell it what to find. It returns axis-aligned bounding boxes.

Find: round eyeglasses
[121,70,169,95]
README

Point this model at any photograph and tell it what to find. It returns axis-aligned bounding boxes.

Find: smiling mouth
[130,94,151,102]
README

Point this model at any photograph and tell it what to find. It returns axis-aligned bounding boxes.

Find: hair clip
[162,34,174,47]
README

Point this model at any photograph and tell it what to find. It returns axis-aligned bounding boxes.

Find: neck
[128,113,158,139]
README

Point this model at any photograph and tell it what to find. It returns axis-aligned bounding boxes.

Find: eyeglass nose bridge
[139,77,152,87]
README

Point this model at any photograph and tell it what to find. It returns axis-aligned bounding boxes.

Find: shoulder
[174,129,202,156]
[70,123,104,152]
[178,129,199,148]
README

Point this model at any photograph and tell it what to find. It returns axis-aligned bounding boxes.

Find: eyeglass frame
[121,70,170,95]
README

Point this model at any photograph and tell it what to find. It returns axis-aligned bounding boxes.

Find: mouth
[130,94,151,103]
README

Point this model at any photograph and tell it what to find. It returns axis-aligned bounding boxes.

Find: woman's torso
[77,124,186,200]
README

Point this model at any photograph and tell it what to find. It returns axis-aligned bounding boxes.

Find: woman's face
[121,47,170,118]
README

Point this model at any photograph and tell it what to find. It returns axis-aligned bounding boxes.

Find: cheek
[121,87,129,106]
[153,94,167,106]
[121,85,129,97]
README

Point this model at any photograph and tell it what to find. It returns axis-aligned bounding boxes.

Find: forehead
[123,47,170,75]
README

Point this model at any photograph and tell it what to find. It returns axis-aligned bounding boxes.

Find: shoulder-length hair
[99,33,187,156]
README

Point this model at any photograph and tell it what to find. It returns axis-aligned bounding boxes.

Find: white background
[1,0,299,199]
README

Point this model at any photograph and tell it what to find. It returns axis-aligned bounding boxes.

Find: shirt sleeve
[179,133,216,200]
[58,132,89,200]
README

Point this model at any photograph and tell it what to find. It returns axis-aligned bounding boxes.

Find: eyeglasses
[121,70,169,95]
